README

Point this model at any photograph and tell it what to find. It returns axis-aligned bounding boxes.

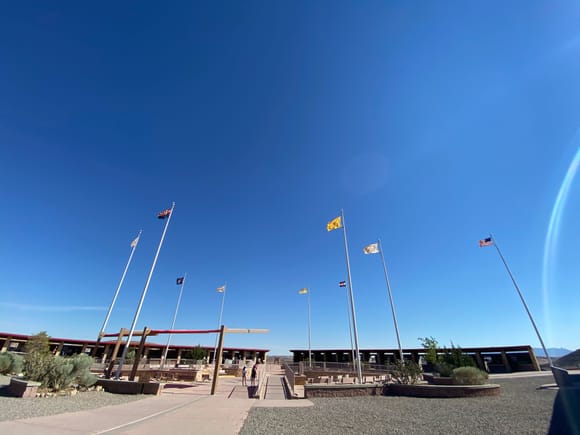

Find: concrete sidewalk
[0,375,312,434]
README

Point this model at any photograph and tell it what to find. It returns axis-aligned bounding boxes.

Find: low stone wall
[305,383,384,398]
[96,379,162,395]
[386,383,501,398]
[9,378,42,398]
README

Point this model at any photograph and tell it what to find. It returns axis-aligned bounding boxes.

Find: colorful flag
[479,237,493,247]
[176,277,184,285]
[217,285,226,293]
[130,236,140,248]
[363,243,379,254]
[157,208,172,219]
[339,281,346,287]
[326,216,342,232]
[298,288,308,295]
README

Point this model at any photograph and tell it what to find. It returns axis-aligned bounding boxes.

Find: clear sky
[1,2,579,356]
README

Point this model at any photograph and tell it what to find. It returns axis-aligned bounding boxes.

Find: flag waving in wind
[327,216,342,232]
[479,237,493,247]
[298,288,308,294]
[158,208,172,219]
[339,281,346,287]
[176,277,184,285]
[363,243,379,254]
[217,285,226,293]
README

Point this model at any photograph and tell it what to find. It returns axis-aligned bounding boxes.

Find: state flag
[176,277,184,285]
[363,243,379,254]
[298,288,308,295]
[326,216,342,232]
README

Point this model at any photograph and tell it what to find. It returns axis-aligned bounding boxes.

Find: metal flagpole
[213,283,227,364]
[378,239,404,363]
[489,233,553,367]
[307,288,312,367]
[343,282,356,370]
[161,273,187,369]
[95,230,141,352]
[340,209,363,384]
[115,202,175,378]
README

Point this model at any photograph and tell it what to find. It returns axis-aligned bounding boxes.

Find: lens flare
[542,135,580,344]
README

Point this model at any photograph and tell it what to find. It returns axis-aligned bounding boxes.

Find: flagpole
[115,202,175,378]
[307,288,312,368]
[213,282,227,364]
[344,282,356,371]
[161,273,187,369]
[489,233,553,367]
[95,230,141,353]
[341,209,363,384]
[378,239,404,363]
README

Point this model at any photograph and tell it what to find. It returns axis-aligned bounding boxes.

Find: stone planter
[386,383,500,398]
[9,378,42,398]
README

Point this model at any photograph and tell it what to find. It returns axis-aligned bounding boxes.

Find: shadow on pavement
[548,388,580,435]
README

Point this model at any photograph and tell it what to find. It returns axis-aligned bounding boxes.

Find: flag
[326,216,342,232]
[363,243,379,254]
[130,236,140,248]
[176,277,184,285]
[298,288,308,295]
[217,285,226,293]
[157,208,172,219]
[479,237,493,247]
[339,281,346,287]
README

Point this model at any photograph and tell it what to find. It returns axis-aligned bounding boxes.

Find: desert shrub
[184,346,207,362]
[0,352,23,375]
[439,344,475,369]
[46,354,97,390]
[418,336,439,364]
[24,331,51,355]
[435,362,454,377]
[391,360,423,384]
[452,366,489,385]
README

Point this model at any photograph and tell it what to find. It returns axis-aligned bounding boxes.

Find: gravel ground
[0,375,145,422]
[240,376,558,435]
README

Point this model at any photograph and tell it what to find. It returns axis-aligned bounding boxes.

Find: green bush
[45,354,96,390]
[452,366,489,385]
[390,360,423,384]
[0,352,23,375]
[418,336,439,364]
[439,344,475,369]
[435,362,454,377]
[24,351,96,390]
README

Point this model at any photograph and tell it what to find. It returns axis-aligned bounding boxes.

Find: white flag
[130,236,140,248]
[363,243,379,254]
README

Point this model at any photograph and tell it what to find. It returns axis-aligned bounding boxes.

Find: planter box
[387,383,501,398]
[9,378,42,398]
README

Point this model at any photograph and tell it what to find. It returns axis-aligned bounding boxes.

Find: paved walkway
[0,370,313,435]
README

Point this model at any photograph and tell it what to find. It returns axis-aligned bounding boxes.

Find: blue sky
[1,2,579,355]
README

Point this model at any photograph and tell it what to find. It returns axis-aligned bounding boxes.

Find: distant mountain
[533,347,573,358]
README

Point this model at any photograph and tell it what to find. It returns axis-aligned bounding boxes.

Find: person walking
[242,365,247,386]
[250,364,257,386]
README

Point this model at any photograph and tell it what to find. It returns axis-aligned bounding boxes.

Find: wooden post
[130,327,150,381]
[92,333,103,357]
[210,325,226,396]
[105,328,128,378]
